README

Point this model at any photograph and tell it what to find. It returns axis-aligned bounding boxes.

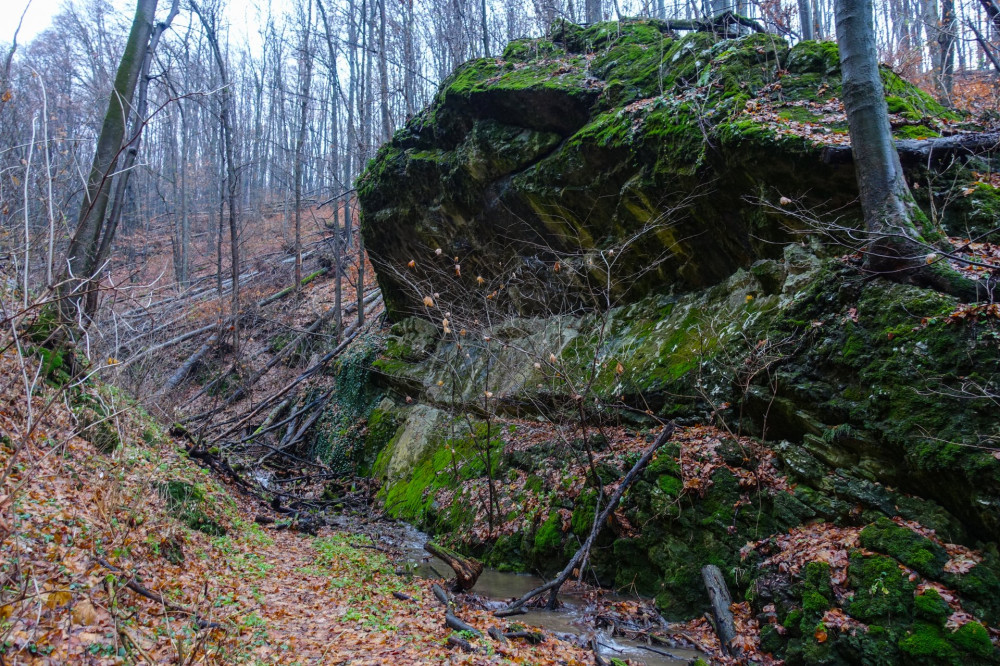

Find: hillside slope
[0,346,590,664]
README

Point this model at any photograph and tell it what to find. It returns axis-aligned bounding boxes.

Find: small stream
[378,523,701,666]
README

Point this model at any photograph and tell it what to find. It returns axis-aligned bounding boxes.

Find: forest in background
[0,0,999,662]
[0,0,998,314]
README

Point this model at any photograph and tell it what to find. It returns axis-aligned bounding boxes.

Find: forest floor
[0,344,602,664]
[8,203,998,664]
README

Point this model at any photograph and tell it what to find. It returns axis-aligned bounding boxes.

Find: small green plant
[870,571,890,596]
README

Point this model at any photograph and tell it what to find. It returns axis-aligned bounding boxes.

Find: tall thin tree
[60,0,159,327]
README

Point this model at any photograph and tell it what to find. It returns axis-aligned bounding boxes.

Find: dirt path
[0,350,591,664]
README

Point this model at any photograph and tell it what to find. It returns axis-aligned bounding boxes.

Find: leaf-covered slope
[0,346,591,664]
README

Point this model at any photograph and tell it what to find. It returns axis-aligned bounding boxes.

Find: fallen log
[661,10,766,34]
[488,626,508,644]
[446,635,475,652]
[160,331,220,394]
[257,267,329,307]
[702,564,740,658]
[187,295,379,433]
[504,630,544,644]
[195,308,335,408]
[446,611,483,637]
[424,541,484,591]
[431,583,450,607]
[495,422,676,615]
[140,267,340,390]
[820,131,999,167]
[117,321,218,371]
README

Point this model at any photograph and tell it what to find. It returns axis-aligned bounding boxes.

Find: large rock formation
[348,19,1000,665]
[358,19,996,320]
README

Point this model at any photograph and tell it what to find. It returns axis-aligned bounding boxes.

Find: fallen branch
[96,557,220,629]
[431,583,451,607]
[128,266,339,382]
[635,643,689,660]
[117,321,219,371]
[821,131,999,167]
[591,637,610,666]
[257,390,336,465]
[446,611,483,637]
[194,304,379,440]
[446,635,475,652]
[661,10,766,34]
[495,422,675,614]
[96,557,190,613]
[702,564,740,658]
[185,294,380,432]
[119,626,156,664]
[424,541,483,591]
[257,267,329,307]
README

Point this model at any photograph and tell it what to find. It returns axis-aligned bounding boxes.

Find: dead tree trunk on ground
[702,564,740,658]
[424,541,484,591]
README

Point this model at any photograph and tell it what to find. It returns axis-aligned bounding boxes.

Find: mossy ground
[354,248,1000,661]
[352,16,999,663]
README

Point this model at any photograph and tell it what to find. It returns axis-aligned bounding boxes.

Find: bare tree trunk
[980,0,1000,32]
[345,0,359,249]
[378,0,392,142]
[586,0,601,23]
[799,0,814,39]
[90,0,180,314]
[922,0,941,80]
[403,0,416,117]
[216,118,225,299]
[836,0,922,272]
[937,0,956,102]
[294,0,314,296]
[60,0,158,328]
[179,98,189,286]
[481,0,490,56]
[315,0,345,342]
[357,235,365,325]
[192,0,242,353]
[835,0,977,299]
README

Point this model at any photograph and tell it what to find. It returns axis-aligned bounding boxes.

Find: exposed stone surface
[358,20,986,319]
[344,19,1000,663]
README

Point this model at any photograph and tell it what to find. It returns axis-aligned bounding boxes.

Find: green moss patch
[159,480,226,536]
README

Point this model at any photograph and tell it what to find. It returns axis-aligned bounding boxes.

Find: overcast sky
[2,0,262,47]
[3,0,66,44]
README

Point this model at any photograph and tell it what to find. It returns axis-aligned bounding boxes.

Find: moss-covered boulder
[358,20,984,319]
[345,18,1000,662]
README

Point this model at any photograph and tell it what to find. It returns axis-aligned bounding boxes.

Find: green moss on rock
[915,588,951,626]
[860,518,948,578]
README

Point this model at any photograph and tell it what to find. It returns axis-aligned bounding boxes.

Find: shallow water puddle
[381,522,701,666]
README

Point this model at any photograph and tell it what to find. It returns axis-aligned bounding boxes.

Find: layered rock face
[358,20,986,320]
[350,19,1000,665]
